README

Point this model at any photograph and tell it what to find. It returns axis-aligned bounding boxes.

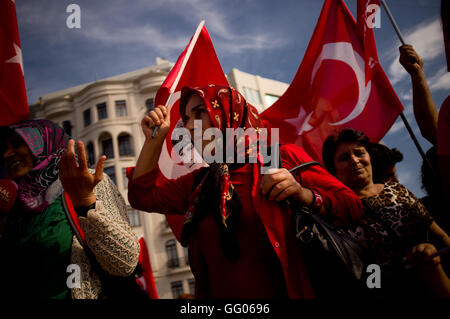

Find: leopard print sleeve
[78,173,140,276]
[393,182,434,227]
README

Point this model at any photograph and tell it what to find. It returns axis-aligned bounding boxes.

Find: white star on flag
[284,106,314,136]
[6,43,24,75]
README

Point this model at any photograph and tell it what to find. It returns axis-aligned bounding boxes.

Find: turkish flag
[356,0,381,84]
[136,237,159,299]
[260,0,403,162]
[154,21,228,241]
[0,0,29,125]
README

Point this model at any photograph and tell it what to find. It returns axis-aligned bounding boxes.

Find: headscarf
[178,85,265,261]
[7,120,70,212]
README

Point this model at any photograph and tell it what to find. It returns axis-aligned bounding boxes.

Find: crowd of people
[0,1,448,301]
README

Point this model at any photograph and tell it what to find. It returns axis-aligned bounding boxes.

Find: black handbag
[286,162,370,297]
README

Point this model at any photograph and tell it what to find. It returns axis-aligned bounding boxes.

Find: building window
[87,142,95,167]
[102,138,114,159]
[184,247,189,265]
[118,134,133,156]
[97,102,108,120]
[171,281,184,299]
[243,87,262,105]
[62,120,72,137]
[115,100,127,117]
[264,94,280,107]
[188,279,195,295]
[122,167,128,188]
[145,98,154,112]
[104,166,116,185]
[83,109,91,127]
[166,239,179,268]
[127,208,141,227]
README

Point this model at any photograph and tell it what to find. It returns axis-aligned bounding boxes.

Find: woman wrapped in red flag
[128,85,363,298]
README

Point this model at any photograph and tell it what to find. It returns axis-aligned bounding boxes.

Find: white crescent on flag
[311,42,372,126]
[158,91,208,180]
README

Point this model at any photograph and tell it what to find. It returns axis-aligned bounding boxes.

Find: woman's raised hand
[141,105,170,141]
[59,139,106,207]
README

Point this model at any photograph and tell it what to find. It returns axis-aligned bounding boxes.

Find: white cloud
[386,18,444,85]
[83,25,188,55]
[428,68,450,91]
[397,169,413,187]
[183,0,289,54]
[18,0,288,57]
[387,118,405,134]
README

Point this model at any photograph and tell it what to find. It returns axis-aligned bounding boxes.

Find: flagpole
[152,20,206,138]
[379,0,434,174]
[379,0,405,45]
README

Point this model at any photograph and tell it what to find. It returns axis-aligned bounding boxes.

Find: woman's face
[333,141,373,190]
[184,94,213,154]
[3,133,34,181]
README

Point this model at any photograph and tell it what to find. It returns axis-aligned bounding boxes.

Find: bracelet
[74,202,96,217]
[310,188,323,210]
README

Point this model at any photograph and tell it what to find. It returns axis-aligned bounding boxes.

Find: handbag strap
[288,161,322,173]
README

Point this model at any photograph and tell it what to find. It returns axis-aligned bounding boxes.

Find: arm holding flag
[399,44,438,145]
[128,105,193,215]
[132,105,170,180]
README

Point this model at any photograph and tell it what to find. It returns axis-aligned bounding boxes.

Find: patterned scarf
[178,85,264,261]
[8,120,70,213]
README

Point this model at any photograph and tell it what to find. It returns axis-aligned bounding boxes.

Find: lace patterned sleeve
[78,173,140,276]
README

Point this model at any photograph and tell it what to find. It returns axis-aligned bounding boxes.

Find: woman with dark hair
[322,128,450,297]
[367,143,403,184]
[0,120,140,299]
[128,85,363,298]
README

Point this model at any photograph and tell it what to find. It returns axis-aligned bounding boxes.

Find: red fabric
[152,24,228,237]
[356,0,380,84]
[191,164,288,298]
[260,0,403,162]
[136,237,159,299]
[63,192,86,244]
[180,85,264,133]
[0,0,29,125]
[128,144,363,298]
[179,85,265,229]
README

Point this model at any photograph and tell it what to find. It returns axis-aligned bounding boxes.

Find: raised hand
[141,105,170,141]
[399,44,424,76]
[59,139,106,207]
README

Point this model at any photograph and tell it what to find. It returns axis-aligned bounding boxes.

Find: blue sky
[15,0,448,197]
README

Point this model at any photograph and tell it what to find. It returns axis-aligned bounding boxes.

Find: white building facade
[30,60,288,299]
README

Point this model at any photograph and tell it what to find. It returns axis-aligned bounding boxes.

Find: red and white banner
[261,0,404,162]
[0,0,29,125]
[154,21,228,241]
[155,21,228,182]
[136,237,159,299]
[357,0,380,83]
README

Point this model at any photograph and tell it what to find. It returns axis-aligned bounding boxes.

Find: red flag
[357,0,380,84]
[260,0,403,162]
[136,237,159,299]
[155,21,228,241]
[0,0,29,125]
